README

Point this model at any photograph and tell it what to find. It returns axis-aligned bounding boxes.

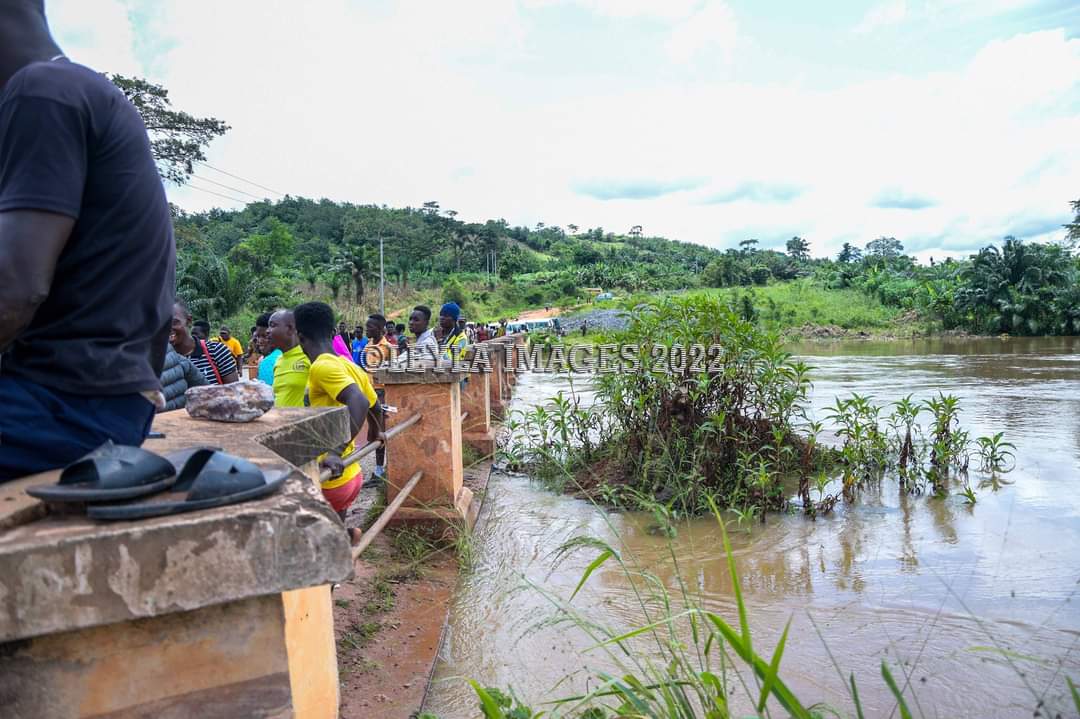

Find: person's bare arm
[336,384,371,437]
[319,384,372,478]
[0,210,74,351]
[220,367,239,384]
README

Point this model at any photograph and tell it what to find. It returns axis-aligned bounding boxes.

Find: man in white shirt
[394,305,439,367]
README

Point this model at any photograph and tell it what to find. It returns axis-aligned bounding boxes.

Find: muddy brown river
[425,337,1080,718]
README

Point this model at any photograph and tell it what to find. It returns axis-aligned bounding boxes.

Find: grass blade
[850,673,865,719]
[705,612,812,719]
[880,661,913,719]
[710,498,752,654]
[571,549,613,601]
[1069,677,1080,715]
[588,609,699,650]
[757,617,792,713]
[469,681,505,719]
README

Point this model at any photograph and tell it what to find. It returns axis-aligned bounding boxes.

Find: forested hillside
[173,196,1080,337]
[115,73,1080,337]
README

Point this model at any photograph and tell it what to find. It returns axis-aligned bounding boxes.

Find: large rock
[185,380,275,422]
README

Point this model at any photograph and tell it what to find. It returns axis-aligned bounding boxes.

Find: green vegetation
[504,296,1010,517]
[612,281,905,336]
[170,194,1080,340]
[111,74,1080,337]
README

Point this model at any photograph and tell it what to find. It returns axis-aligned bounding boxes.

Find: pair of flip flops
[26,441,288,520]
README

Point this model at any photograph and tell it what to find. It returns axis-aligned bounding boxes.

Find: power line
[196,161,285,197]
[192,173,268,201]
[186,182,248,204]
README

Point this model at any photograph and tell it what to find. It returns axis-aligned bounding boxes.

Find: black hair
[255,311,273,328]
[194,320,211,332]
[293,302,336,341]
[368,313,386,324]
[174,297,191,316]
[413,305,432,322]
[396,323,405,332]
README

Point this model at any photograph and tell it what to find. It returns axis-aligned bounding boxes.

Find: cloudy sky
[48,0,1080,260]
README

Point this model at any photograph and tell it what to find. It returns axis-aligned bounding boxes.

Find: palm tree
[176,251,254,321]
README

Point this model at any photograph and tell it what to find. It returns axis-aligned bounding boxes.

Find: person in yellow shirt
[213,326,244,373]
[267,309,310,407]
[294,302,377,537]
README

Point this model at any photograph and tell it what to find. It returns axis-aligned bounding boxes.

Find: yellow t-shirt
[308,353,378,489]
[273,345,310,408]
[216,336,244,358]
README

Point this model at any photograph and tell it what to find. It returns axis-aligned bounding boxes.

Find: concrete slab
[0,406,355,644]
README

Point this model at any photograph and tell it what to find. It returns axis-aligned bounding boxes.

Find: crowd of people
[0,0,514,518]
[160,299,498,535]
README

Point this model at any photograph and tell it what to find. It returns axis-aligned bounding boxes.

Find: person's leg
[0,376,154,481]
[322,475,364,543]
[368,392,386,476]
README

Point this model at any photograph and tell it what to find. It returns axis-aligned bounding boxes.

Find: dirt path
[514,306,562,321]
[335,460,494,718]
[335,538,458,718]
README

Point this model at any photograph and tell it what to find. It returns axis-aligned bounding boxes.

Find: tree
[629,225,643,238]
[176,251,253,320]
[567,224,579,235]
[955,237,1072,334]
[837,242,862,263]
[228,219,295,274]
[738,238,759,254]
[749,265,771,285]
[785,236,810,262]
[1066,198,1080,248]
[110,75,229,185]
[865,236,904,261]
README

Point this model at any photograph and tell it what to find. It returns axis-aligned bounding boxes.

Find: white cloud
[48,0,143,75]
[854,0,908,34]
[522,0,704,21]
[664,1,739,63]
[43,4,1080,261]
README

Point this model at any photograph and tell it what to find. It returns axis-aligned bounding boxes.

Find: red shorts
[321,475,362,513]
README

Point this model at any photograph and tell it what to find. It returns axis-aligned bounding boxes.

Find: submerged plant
[502,297,1009,520]
[975,432,1016,472]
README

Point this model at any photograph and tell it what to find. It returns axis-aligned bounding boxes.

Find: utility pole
[379,236,385,316]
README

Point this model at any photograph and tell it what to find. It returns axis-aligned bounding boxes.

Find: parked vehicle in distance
[507,318,561,334]
[595,292,614,301]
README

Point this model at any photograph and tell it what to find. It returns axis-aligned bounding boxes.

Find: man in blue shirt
[255,311,282,385]
[0,1,174,480]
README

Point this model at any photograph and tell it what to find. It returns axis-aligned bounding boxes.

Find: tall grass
[453,503,1079,718]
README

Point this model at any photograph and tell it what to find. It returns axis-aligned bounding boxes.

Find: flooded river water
[425,337,1080,718]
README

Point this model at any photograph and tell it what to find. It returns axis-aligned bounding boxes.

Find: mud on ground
[334,460,493,718]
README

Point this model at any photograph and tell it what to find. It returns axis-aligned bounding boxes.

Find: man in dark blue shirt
[0,1,175,480]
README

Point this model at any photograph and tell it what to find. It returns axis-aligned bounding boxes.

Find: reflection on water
[426,338,1080,718]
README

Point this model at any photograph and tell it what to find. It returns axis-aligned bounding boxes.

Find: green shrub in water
[503,296,1009,517]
